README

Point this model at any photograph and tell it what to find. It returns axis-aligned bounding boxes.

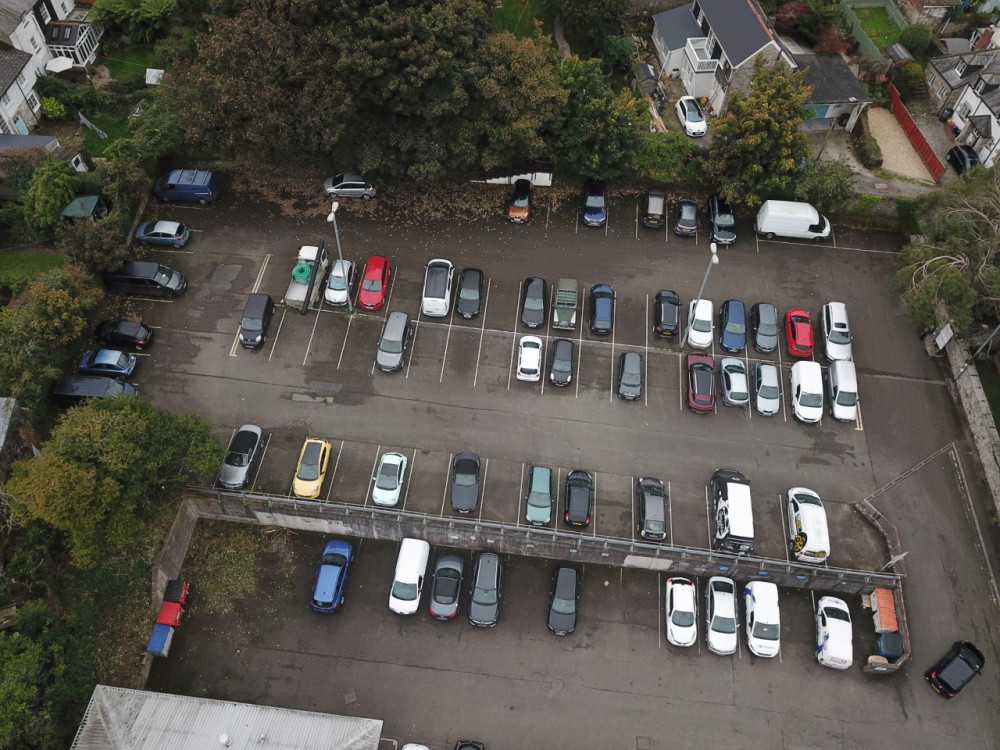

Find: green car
[524,465,554,526]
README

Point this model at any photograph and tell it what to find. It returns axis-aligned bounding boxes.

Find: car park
[451,452,481,513]
[641,188,666,228]
[371,451,408,507]
[790,361,824,423]
[705,576,738,655]
[218,424,263,490]
[547,565,579,636]
[686,298,714,349]
[548,338,574,387]
[589,284,615,335]
[820,301,853,361]
[94,319,153,350]
[429,553,464,621]
[134,220,190,248]
[665,577,697,647]
[708,194,736,245]
[719,299,747,352]
[946,144,979,176]
[581,179,607,227]
[79,349,136,378]
[815,596,853,670]
[653,290,680,338]
[753,362,781,416]
[456,268,483,319]
[563,470,593,528]
[324,259,355,306]
[785,307,814,358]
[686,352,716,413]
[388,538,430,616]
[786,487,830,563]
[292,438,332,498]
[925,641,986,698]
[636,477,666,541]
[720,357,749,407]
[421,259,455,317]
[323,172,376,199]
[358,255,391,311]
[468,551,503,627]
[617,351,643,400]
[524,465,555,526]
[376,312,411,373]
[239,293,275,349]
[675,95,707,137]
[508,179,531,223]
[516,336,543,383]
[827,360,859,422]
[744,581,781,658]
[310,540,353,613]
[674,197,699,236]
[750,302,779,353]
[520,277,547,329]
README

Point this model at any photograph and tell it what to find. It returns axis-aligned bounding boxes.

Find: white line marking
[268,308,287,363]
[325,440,345,502]
[439,454,453,516]
[473,278,491,388]
[364,446,382,508]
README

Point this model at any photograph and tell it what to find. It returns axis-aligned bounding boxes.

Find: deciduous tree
[793,159,856,214]
[22,159,78,231]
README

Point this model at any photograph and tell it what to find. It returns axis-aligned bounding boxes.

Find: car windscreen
[828,328,851,344]
[297,444,321,479]
[454,464,477,485]
[692,314,712,333]
[800,392,823,408]
[459,276,480,300]
[328,271,348,290]
[473,582,497,605]
[551,594,575,615]
[752,621,780,640]
[836,391,857,406]
[758,383,780,399]
[375,463,398,489]
[321,553,347,567]
[671,606,694,627]
[523,288,544,310]
[391,581,418,601]
[621,358,641,386]
[225,451,249,467]
[712,613,736,634]
[379,334,403,354]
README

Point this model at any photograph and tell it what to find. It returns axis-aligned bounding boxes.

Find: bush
[40,97,67,120]
[900,23,932,55]
[600,35,633,74]
[852,132,883,169]
[896,196,926,234]
[891,61,925,101]
[33,75,100,111]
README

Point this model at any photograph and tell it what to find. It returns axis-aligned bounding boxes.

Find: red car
[358,255,391,310]
[686,352,716,413]
[785,308,814,358]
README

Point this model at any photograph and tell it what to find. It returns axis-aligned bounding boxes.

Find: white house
[948,71,1000,167]
[0,43,38,134]
[0,0,103,74]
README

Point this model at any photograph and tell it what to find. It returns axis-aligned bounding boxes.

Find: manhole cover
[551,679,563,691]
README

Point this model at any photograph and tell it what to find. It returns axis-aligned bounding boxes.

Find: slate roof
[0,0,35,39]
[699,0,775,67]
[927,50,1000,91]
[652,5,701,52]
[0,42,29,92]
[793,53,871,105]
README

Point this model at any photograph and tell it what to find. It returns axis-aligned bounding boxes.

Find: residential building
[0,0,103,74]
[0,43,38,134]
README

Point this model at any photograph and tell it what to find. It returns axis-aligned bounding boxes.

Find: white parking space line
[383,271,398,311]
[609,317,616,402]
[267,307,287,362]
[704,484,712,548]
[667,480,673,546]
[574,324,584,398]
[657,572,662,650]
[545,203,551,232]
[437,303,457,383]
[325,440,345,502]
[634,200,639,240]
[249,432,272,493]
[471,278,492,388]
[335,313,355,370]
[677,354,683,411]
[591,472,598,537]
[129,297,175,303]
[405,321,418,379]
[630,476,636,542]
[400,448,417,511]
[252,253,271,293]
[439,454,453,516]
[855,396,865,431]
[302,300,325,367]
[507,334,517,390]
[363,445,381,508]
[644,295,650,407]
[744,349,752,420]
[507,282,523,391]
[778,493,790,563]
[515,462,526,527]
[477,458,489,522]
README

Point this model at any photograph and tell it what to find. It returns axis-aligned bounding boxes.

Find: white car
[720,357,749,407]
[421,259,454,317]
[790,361,823,423]
[325,258,355,306]
[371,451,408,507]
[687,299,714,349]
[705,576,738,655]
[753,362,781,416]
[821,301,853,361]
[744,581,780,658]
[675,95,707,137]
[787,487,830,563]
[665,577,698,647]
[516,336,543,382]
[815,596,853,670]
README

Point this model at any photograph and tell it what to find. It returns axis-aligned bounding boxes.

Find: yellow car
[292,437,332,498]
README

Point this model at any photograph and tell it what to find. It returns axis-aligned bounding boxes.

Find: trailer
[283,243,329,313]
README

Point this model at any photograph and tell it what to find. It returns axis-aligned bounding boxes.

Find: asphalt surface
[138,188,1000,749]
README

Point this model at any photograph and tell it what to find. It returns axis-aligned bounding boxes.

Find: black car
[750,302,779,353]
[925,641,986,698]
[946,144,980,176]
[94,319,153,350]
[718,299,747,353]
[617,351,643,400]
[674,198,698,236]
[456,268,483,319]
[589,283,615,336]
[548,338,575,386]
[455,742,486,750]
[547,565,580,636]
[708,194,737,244]
[450,451,481,513]
[468,551,502,627]
[581,179,607,227]
[563,469,593,528]
[641,188,666,228]
[429,553,464,621]
[521,277,547,329]
[653,290,681,338]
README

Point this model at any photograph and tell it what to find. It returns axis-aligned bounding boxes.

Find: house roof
[652,5,702,53]
[0,42,30,92]
[793,53,871,105]
[0,0,35,39]
[927,50,1000,92]
[971,113,993,138]
[0,133,57,151]
[699,0,776,67]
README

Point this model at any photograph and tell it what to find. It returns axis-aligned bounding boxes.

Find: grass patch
[976,360,1000,428]
[81,111,131,157]
[492,0,549,37]
[0,252,64,293]
[101,45,155,81]
[855,7,902,50]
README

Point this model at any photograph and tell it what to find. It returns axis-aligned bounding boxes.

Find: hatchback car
[744,581,781,658]
[520,277,547,328]
[468,551,503,627]
[548,338,575,386]
[750,302,779,353]
[429,553,464,621]
[94,319,153,350]
[617,351,643,400]
[293,437,332,498]
[218,424,263,490]
[815,596,853,670]
[753,362,781,416]
[563,469,593,528]
[421,258,455,317]
[925,641,986,698]
[581,179,607,227]
[524,465,555,525]
[456,268,484,319]
[675,95,707,136]
[821,301,853,361]
[589,284,615,335]
[686,352,716,413]
[358,255,391,310]
[665,577,697,647]
[705,576,738,655]
[641,188,667,228]
[450,451,481,513]
[310,539,353,612]
[371,451,408,507]
[508,178,532,223]
[687,298,714,349]
[719,299,747,352]
[708,194,736,244]
[636,476,666,541]
[674,197,699,236]
[785,307,814,358]
[720,357,749,407]
[516,336,543,382]
[653,290,681,338]
[547,565,580,636]
[946,144,979,176]
[79,349,137,378]
[322,172,376,198]
[787,486,830,563]
[324,258,355,306]
[134,220,190,248]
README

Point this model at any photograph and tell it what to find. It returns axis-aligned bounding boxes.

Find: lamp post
[326,201,352,314]
[680,242,719,349]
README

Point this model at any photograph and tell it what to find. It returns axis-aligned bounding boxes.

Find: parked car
[516,336,543,382]
[134,220,190,248]
[358,255,391,311]
[468,551,503,627]
[547,565,580,636]
[653,290,681,338]
[450,451,481,513]
[665,577,698,647]
[520,277,547,328]
[744,581,781,658]
[563,469,593,528]
[687,298,714,349]
[790,361,824,423]
[636,476,666,541]
[581,179,608,227]
[293,437,332,498]
[705,576,738,655]
[589,283,615,335]
[675,95,707,137]
[548,338,575,386]
[388,538,430,616]
[310,539,353,612]
[508,179,532,223]
[79,349,136,378]
[371,451,408,507]
[674,197,699,236]
[617,351,643,400]
[641,188,666,228]
[686,351,716,413]
[322,172,376,198]
[218,424,263,490]
[708,194,736,244]
[750,302,779,353]
[719,299,747,352]
[94,319,153,350]
[753,362,781,416]
[720,357,749,407]
[375,311,411,373]
[821,301,853,361]
[787,486,830,563]
[429,553,464,621]
[239,293,275,350]
[454,743,486,750]
[785,307,814,358]
[925,641,986,698]
[815,596,853,670]
[324,258,355,306]
[524,465,555,525]
[421,259,455,317]
[456,268,484,319]
[946,144,980,176]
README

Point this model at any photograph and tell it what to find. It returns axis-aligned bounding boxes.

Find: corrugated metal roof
[70,685,384,750]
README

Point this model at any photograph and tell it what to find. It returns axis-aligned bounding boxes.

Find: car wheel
[811,235,824,242]
[198,198,208,206]
[765,232,776,239]
[362,194,372,200]
[172,242,183,249]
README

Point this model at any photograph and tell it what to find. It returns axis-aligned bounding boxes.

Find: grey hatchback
[468,551,503,627]
[323,172,376,199]
[617,351,643,400]
[547,566,580,636]
[549,338,575,386]
[429,553,464,621]
[524,465,555,525]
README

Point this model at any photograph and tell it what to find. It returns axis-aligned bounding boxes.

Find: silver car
[325,258,355,306]
[753,362,781,416]
[218,424,263,489]
[376,312,410,372]
[720,357,749,407]
[322,172,376,199]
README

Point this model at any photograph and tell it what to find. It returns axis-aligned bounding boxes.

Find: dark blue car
[582,180,607,227]
[311,539,353,612]
[589,283,615,335]
[719,299,747,353]
[79,348,137,378]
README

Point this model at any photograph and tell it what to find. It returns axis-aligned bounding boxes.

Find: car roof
[150,220,181,233]
[693,298,713,315]
[670,578,696,607]
[364,255,388,274]
[554,565,577,593]
[331,259,353,273]
[230,425,262,452]
[592,283,613,294]
[687,351,714,366]
[93,349,125,364]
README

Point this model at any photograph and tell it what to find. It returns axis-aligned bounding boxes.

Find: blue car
[719,299,747,353]
[582,179,607,227]
[134,220,190,248]
[79,349,137,378]
[311,539,353,612]
[589,283,615,335]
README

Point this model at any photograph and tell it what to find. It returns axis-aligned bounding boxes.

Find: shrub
[900,23,933,55]
[891,61,925,101]
[852,132,883,170]
[896,196,925,234]
[40,97,67,120]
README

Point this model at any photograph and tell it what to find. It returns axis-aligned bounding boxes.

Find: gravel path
[866,107,935,183]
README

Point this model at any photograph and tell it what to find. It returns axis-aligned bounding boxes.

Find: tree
[703,57,812,209]
[900,23,933,55]
[542,0,628,51]
[57,218,130,274]
[793,159,856,214]
[635,131,703,185]
[91,0,178,45]
[22,159,78,231]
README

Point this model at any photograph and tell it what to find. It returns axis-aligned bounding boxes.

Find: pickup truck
[552,278,578,330]
[284,244,329,312]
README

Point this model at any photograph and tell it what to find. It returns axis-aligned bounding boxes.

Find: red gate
[888,83,945,182]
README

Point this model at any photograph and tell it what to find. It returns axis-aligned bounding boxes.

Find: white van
[754,200,831,241]
[827,360,858,422]
[388,538,430,615]
[790,361,824,423]
[710,469,754,553]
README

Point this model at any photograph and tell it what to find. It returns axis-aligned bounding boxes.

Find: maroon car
[686,352,716,413]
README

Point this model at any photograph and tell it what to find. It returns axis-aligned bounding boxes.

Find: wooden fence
[888,83,946,181]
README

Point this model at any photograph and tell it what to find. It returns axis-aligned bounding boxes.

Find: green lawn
[492,0,549,37]
[855,7,901,50]
[81,111,131,157]
[0,252,64,293]
[101,45,155,81]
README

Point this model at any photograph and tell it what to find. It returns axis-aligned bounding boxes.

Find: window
[0,118,10,135]
[39,5,51,23]
[29,36,38,51]
[61,2,68,13]
[0,93,10,107]
[16,73,25,86]
[27,92,39,110]
[957,60,967,77]
[974,79,985,94]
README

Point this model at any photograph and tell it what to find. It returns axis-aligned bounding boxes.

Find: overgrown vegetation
[0,253,65,296]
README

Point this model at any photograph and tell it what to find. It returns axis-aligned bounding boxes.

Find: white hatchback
[371,451,408,507]
[821,301,853,361]
[744,581,780,658]
[816,596,853,670]
[421,258,454,317]
[705,576,738,655]
[516,336,543,382]
[665,577,698,647]
[687,299,714,349]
